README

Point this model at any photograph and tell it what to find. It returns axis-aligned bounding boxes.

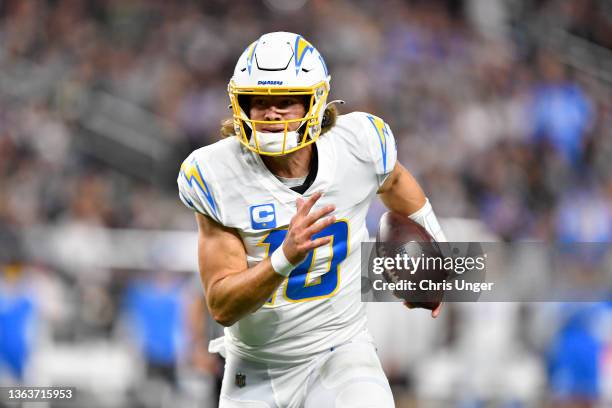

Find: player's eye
[278,98,297,108]
[251,98,268,109]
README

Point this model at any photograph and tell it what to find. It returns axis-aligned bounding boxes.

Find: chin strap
[321,100,345,131]
[324,99,345,110]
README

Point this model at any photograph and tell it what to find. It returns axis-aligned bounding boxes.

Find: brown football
[375,211,448,310]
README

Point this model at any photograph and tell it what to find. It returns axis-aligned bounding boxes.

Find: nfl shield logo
[235,372,246,388]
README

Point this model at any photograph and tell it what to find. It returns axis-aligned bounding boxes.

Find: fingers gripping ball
[375,212,449,310]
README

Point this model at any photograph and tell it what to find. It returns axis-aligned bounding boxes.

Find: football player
[178,32,446,408]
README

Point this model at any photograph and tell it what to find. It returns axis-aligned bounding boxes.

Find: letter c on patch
[250,204,277,230]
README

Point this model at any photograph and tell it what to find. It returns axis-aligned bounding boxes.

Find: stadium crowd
[0,0,610,406]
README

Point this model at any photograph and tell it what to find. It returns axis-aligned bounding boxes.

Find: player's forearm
[379,164,426,216]
[204,259,285,327]
[379,164,447,242]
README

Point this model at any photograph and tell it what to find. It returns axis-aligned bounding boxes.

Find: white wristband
[270,246,296,277]
[408,198,447,242]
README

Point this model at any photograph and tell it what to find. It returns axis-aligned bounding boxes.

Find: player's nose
[263,106,283,121]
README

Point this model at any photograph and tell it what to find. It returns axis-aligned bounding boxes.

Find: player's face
[249,96,306,132]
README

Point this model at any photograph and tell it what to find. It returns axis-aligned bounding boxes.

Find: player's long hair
[220,104,339,139]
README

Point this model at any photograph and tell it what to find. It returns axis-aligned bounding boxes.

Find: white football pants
[218,332,394,408]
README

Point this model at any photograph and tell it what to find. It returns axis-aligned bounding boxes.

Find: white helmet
[228,32,331,156]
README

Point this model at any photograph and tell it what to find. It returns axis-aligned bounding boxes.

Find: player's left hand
[191,347,222,375]
[403,300,443,318]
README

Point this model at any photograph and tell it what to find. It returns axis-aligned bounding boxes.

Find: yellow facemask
[228,80,329,156]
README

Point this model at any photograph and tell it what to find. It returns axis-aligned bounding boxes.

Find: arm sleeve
[358,113,398,188]
[177,153,221,223]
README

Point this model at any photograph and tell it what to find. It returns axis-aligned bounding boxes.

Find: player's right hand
[282,191,336,265]
[403,300,443,318]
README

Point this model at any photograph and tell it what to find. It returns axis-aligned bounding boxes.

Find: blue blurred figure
[0,263,36,383]
[556,188,611,243]
[530,52,594,166]
[124,272,187,386]
[547,303,612,406]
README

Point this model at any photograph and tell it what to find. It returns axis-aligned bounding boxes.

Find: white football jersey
[178,112,397,364]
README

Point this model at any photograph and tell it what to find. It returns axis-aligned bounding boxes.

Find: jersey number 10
[261,220,349,303]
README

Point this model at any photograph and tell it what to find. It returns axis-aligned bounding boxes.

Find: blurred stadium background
[0,0,611,407]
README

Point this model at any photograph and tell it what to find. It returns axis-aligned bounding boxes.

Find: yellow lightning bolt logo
[246,41,258,75]
[180,160,218,217]
[294,35,314,75]
[367,115,390,173]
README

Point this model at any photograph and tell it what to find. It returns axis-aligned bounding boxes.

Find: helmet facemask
[229,81,329,156]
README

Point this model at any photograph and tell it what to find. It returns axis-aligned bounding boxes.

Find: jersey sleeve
[357,112,398,188]
[177,152,221,223]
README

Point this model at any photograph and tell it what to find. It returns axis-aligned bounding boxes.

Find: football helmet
[228,32,331,156]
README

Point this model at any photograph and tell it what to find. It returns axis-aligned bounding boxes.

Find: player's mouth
[259,125,285,133]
